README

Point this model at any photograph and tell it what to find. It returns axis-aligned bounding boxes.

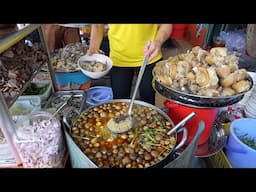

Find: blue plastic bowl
[86,86,113,107]
[225,118,256,168]
[55,71,91,87]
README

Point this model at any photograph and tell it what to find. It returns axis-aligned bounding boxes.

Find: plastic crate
[209,150,232,168]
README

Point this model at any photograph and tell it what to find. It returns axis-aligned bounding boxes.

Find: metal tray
[43,90,87,113]
[152,75,254,108]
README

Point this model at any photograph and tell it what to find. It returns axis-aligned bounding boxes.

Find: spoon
[107,55,149,134]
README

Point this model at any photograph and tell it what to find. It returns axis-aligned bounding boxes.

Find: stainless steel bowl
[152,75,254,108]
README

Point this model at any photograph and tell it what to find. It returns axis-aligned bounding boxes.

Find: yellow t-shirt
[108,24,162,67]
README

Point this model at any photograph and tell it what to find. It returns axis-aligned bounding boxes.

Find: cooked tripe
[153,46,252,97]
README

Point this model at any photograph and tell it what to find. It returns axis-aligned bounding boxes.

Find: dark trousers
[110,59,161,105]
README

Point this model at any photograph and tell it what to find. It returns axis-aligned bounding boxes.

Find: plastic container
[20,81,52,103]
[14,111,66,168]
[225,118,256,168]
[86,86,113,107]
[10,96,41,124]
[54,70,91,90]
[164,100,218,145]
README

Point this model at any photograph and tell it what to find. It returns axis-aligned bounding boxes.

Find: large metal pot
[64,99,187,168]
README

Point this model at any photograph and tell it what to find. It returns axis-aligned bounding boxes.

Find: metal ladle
[48,95,74,123]
[107,56,149,134]
[167,112,196,136]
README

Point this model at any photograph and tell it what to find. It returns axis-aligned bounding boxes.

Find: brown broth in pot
[71,102,175,168]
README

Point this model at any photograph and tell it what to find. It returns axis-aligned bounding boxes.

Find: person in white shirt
[43,24,81,52]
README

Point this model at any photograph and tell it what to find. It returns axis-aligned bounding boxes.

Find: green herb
[234,127,256,150]
[143,131,156,143]
[23,83,49,95]
[153,114,165,129]
[238,133,256,150]
[153,114,162,122]
[154,127,166,133]
[130,127,139,145]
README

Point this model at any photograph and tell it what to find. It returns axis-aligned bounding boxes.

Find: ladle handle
[127,55,149,116]
[51,101,68,118]
[167,112,196,136]
[49,95,74,121]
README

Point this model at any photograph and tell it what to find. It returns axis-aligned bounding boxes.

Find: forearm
[144,24,173,61]
[88,24,105,54]
[155,24,173,46]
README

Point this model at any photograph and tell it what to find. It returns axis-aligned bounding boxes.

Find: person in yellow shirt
[87,24,172,105]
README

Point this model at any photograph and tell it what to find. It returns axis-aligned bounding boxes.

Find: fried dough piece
[225,54,239,65]
[153,60,167,76]
[229,63,239,73]
[169,62,177,79]
[168,55,179,64]
[221,72,236,87]
[205,47,228,66]
[205,55,217,65]
[198,88,220,97]
[194,67,210,87]
[232,80,251,93]
[191,46,201,55]
[210,47,228,57]
[216,65,231,79]
[157,75,172,86]
[207,66,219,88]
[221,87,236,96]
[234,69,248,82]
[221,69,248,87]
[186,72,195,81]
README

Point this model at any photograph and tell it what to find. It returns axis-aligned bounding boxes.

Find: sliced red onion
[15,112,65,168]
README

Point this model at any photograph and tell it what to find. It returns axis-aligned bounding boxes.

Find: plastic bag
[246,24,256,57]
[219,29,246,54]
[14,111,66,168]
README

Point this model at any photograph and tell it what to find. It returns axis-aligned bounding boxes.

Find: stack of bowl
[244,94,256,118]
[243,72,256,118]
[238,72,256,106]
